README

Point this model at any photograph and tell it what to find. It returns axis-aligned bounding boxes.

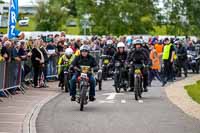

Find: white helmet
[80,45,90,52]
[65,48,74,56]
[133,39,143,45]
[107,40,113,45]
[117,42,125,48]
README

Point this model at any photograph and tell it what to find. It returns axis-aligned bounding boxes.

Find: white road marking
[103,93,124,100]
[138,100,144,103]
[121,100,126,104]
[99,100,115,104]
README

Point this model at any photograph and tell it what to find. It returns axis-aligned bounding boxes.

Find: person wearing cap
[70,45,97,102]
[57,48,74,90]
[162,38,175,85]
[128,39,149,92]
[175,40,188,77]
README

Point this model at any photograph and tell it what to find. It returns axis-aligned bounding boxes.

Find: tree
[75,0,157,35]
[35,1,68,31]
[183,0,200,36]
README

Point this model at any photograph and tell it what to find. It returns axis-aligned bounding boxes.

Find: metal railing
[0,61,25,101]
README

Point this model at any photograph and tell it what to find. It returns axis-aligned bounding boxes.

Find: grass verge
[185,81,200,104]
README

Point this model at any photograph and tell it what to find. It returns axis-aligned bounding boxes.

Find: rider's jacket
[103,46,116,57]
[128,48,148,64]
[72,54,97,69]
[113,51,128,63]
[176,45,187,60]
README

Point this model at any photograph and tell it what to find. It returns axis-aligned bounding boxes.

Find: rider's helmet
[107,40,113,47]
[80,45,90,52]
[65,48,74,56]
[117,42,125,48]
[133,39,143,46]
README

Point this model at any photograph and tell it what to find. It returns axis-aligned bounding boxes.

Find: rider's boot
[71,96,76,101]
[143,87,148,92]
[89,96,96,102]
[129,87,134,92]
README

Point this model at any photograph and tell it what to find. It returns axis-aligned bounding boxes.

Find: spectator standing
[31,40,45,88]
[46,39,57,80]
[162,38,175,85]
[149,44,164,86]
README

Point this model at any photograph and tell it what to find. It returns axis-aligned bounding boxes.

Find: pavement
[36,79,200,133]
[0,82,60,133]
[166,74,200,120]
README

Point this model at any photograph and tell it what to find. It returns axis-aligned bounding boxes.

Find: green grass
[185,81,200,104]
[0,15,36,34]
[0,16,81,35]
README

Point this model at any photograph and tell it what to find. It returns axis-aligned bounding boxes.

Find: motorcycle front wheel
[80,86,87,111]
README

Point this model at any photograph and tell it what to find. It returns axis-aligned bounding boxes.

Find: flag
[8,0,20,39]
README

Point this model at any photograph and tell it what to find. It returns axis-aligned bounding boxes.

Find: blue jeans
[149,69,163,84]
[47,59,57,77]
[70,73,96,97]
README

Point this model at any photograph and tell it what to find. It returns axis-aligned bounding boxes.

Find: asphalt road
[36,80,200,133]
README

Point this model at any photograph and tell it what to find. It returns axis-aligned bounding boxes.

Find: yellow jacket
[0,55,4,62]
[57,55,74,75]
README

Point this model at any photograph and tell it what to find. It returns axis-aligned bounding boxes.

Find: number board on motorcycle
[81,66,90,73]
[104,59,109,64]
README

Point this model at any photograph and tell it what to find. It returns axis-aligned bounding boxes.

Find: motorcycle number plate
[135,69,141,74]
[81,73,88,79]
[64,71,68,74]
[104,59,109,64]
[192,60,196,63]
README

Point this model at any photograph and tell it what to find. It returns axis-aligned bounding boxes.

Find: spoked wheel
[99,80,102,91]
[97,71,103,91]
[123,87,127,92]
[64,75,69,93]
[115,86,121,93]
[114,74,120,93]
[134,76,141,101]
[80,86,87,111]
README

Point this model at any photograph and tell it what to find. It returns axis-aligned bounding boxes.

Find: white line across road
[103,93,124,100]
[121,100,126,104]
[99,100,115,104]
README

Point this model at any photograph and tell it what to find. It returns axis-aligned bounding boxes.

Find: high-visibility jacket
[0,55,4,62]
[57,55,74,75]
[150,49,160,70]
[154,44,163,54]
[162,43,172,60]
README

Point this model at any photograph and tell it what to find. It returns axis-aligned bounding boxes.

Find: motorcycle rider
[113,42,128,85]
[113,42,128,63]
[128,39,149,92]
[58,48,74,89]
[102,40,116,79]
[187,41,195,51]
[70,45,97,102]
[103,40,116,56]
[175,40,188,77]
